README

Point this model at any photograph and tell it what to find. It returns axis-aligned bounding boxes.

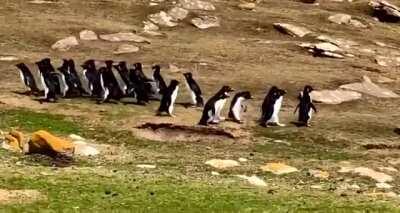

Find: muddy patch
[0,189,45,204]
[134,122,248,142]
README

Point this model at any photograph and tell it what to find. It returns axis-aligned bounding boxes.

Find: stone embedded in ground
[316,35,358,49]
[236,175,267,187]
[349,19,367,28]
[73,141,100,156]
[369,0,400,22]
[79,30,98,41]
[340,76,400,98]
[29,0,57,4]
[191,16,220,29]
[366,191,397,198]
[28,130,75,156]
[375,56,400,67]
[328,13,352,24]
[148,11,178,27]
[143,21,159,31]
[311,89,362,104]
[260,163,298,175]
[205,159,240,169]
[99,32,151,43]
[0,189,45,204]
[299,42,345,58]
[179,0,216,11]
[238,158,248,162]
[238,2,256,10]
[378,166,398,173]
[51,36,79,51]
[310,185,323,190]
[273,23,312,37]
[211,171,220,176]
[309,169,330,179]
[0,55,19,61]
[376,182,393,189]
[377,75,396,83]
[136,164,156,169]
[113,44,140,54]
[341,166,393,183]
[168,7,189,21]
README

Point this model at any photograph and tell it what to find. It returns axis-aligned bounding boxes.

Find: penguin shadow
[12,90,44,97]
[290,121,310,128]
[176,102,203,109]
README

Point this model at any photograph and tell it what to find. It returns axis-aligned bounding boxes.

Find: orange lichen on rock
[28,130,74,156]
[4,135,23,152]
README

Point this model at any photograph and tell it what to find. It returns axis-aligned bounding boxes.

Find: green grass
[0,109,83,135]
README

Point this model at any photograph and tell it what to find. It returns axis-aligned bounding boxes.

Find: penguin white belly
[100,75,109,100]
[207,109,214,123]
[168,86,179,114]
[60,73,69,97]
[232,97,244,121]
[268,96,283,123]
[308,108,313,120]
[185,81,197,105]
[18,71,28,89]
[214,99,227,121]
[40,73,48,99]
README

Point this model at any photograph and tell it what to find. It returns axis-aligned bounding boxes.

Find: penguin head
[170,79,180,87]
[82,59,95,70]
[105,60,114,68]
[303,85,314,94]
[242,91,253,99]
[183,72,192,79]
[221,86,234,97]
[152,65,161,71]
[58,59,69,71]
[134,63,143,71]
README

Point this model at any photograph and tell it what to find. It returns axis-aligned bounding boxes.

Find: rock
[366,191,397,197]
[73,141,100,156]
[0,55,19,61]
[273,23,312,37]
[378,166,398,173]
[260,163,298,175]
[311,89,362,104]
[309,169,330,179]
[0,189,45,204]
[377,75,396,83]
[113,44,139,54]
[369,0,400,22]
[316,35,358,49]
[236,175,267,187]
[340,76,400,98]
[143,21,159,31]
[238,2,256,10]
[376,182,393,189]
[99,32,150,43]
[168,64,182,73]
[148,11,178,27]
[375,56,400,67]
[341,167,393,183]
[375,41,387,47]
[205,159,240,169]
[28,130,75,156]
[79,30,98,41]
[179,0,216,11]
[328,13,352,24]
[136,164,156,169]
[300,42,345,58]
[211,171,220,176]
[168,7,189,21]
[69,134,85,141]
[51,36,79,51]
[310,185,323,190]
[191,16,220,29]
[29,0,57,4]
[349,19,368,28]
[238,158,248,162]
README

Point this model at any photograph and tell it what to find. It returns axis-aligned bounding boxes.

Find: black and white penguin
[152,65,167,95]
[36,58,59,102]
[114,61,135,97]
[198,86,234,126]
[133,63,152,82]
[295,85,317,127]
[183,72,204,107]
[228,91,252,123]
[260,86,287,127]
[103,60,125,100]
[15,63,40,95]
[82,59,103,98]
[129,65,149,105]
[57,59,85,97]
[157,80,180,116]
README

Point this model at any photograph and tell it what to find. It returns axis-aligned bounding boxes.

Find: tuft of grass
[0,109,83,135]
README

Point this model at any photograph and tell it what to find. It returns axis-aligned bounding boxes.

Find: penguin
[57,59,85,97]
[15,63,40,95]
[152,65,167,95]
[294,85,317,127]
[114,61,135,97]
[183,72,204,107]
[129,66,149,105]
[228,91,252,124]
[133,63,152,82]
[260,86,287,127]
[157,80,180,116]
[103,60,124,100]
[36,58,58,102]
[82,59,103,98]
[198,86,234,126]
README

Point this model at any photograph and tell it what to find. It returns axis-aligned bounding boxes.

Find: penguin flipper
[311,103,317,113]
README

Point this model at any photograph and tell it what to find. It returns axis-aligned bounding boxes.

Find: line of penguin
[16,58,317,127]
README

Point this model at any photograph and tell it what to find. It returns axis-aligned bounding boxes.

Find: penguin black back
[15,63,40,94]
[183,72,204,107]
[296,85,317,127]
[152,65,167,95]
[157,80,180,116]
[228,91,252,123]
[260,86,286,126]
[199,86,233,126]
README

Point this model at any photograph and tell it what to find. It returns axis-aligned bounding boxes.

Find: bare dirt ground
[1,0,400,211]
